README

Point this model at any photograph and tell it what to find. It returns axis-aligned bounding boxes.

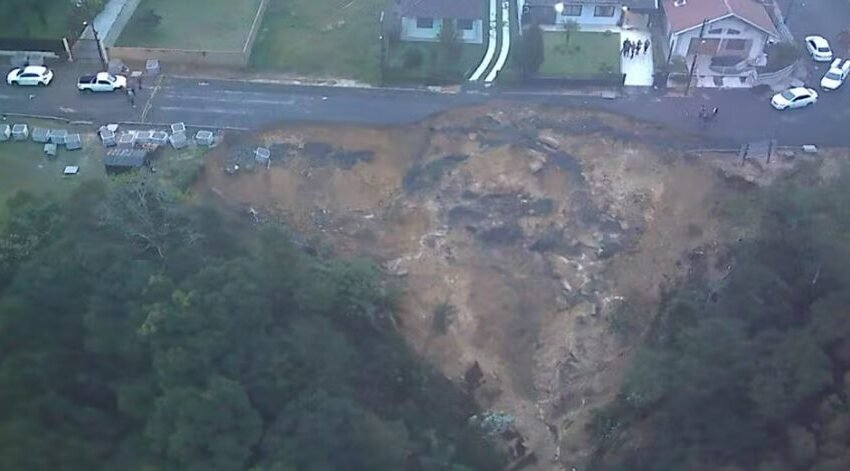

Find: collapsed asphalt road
[2,63,849,147]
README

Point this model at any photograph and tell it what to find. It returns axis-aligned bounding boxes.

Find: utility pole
[378,11,386,86]
[685,18,708,96]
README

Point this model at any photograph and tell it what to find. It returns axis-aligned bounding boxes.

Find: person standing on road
[635,40,643,57]
[643,39,651,55]
[622,39,631,57]
[127,87,136,108]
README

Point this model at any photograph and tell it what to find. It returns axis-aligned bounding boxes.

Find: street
[2,56,850,146]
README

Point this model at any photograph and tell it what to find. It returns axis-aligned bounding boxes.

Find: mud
[194,105,785,470]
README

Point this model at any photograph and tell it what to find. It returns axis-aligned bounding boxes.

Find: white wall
[670,16,771,60]
[400,17,484,44]
[556,2,623,27]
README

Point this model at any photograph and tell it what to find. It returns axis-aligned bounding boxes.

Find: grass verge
[540,31,621,77]
[117,0,262,50]
[250,0,384,82]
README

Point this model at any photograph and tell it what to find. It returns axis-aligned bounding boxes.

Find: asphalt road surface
[141,76,487,129]
[2,61,850,147]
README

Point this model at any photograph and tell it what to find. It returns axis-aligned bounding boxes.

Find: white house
[663,0,778,62]
[525,0,659,28]
[396,0,486,44]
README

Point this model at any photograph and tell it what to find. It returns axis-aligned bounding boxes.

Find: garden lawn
[117,0,263,50]
[250,0,385,82]
[386,41,485,84]
[540,31,621,77]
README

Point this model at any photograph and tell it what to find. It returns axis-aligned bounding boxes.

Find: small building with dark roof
[103,148,148,174]
[393,0,486,44]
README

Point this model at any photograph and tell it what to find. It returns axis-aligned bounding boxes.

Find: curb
[162,74,458,94]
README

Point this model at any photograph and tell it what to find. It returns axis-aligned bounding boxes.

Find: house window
[457,19,474,31]
[563,4,582,16]
[416,17,433,29]
[593,5,616,17]
[708,28,723,35]
[726,28,741,35]
[725,39,747,51]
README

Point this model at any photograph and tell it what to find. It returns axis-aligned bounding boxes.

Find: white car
[771,87,819,110]
[821,58,850,90]
[77,72,127,92]
[6,65,54,86]
[805,35,833,62]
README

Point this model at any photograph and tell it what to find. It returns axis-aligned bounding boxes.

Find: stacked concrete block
[48,129,67,145]
[145,59,160,77]
[195,130,214,147]
[151,131,169,146]
[169,132,188,149]
[108,59,125,76]
[31,127,49,143]
[136,130,155,145]
[100,128,116,147]
[255,147,271,164]
[170,122,186,134]
[10,53,27,67]
[1,124,10,142]
[65,134,82,151]
[12,124,29,140]
[117,132,136,148]
[43,143,57,156]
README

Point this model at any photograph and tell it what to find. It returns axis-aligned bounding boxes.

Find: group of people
[622,38,650,59]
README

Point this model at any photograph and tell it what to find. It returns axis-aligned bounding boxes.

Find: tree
[145,377,262,470]
[519,24,545,77]
[0,181,502,470]
[749,332,832,421]
[136,8,162,33]
[438,19,462,67]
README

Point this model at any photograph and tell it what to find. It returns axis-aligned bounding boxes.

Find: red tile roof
[663,0,777,35]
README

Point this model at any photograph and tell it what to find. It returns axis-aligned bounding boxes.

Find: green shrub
[403,47,423,69]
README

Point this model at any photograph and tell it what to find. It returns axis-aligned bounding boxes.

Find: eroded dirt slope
[196,105,765,469]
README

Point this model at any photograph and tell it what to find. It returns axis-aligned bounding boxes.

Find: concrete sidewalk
[619,30,653,87]
[79,0,141,45]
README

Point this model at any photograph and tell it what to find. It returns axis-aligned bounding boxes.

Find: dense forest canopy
[0,178,501,470]
[589,166,850,471]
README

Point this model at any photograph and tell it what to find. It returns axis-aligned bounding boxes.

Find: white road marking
[157,106,251,114]
[159,94,298,106]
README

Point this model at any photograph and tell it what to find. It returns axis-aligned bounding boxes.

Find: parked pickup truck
[77,72,127,92]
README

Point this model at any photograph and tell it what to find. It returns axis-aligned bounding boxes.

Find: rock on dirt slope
[195,104,808,469]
